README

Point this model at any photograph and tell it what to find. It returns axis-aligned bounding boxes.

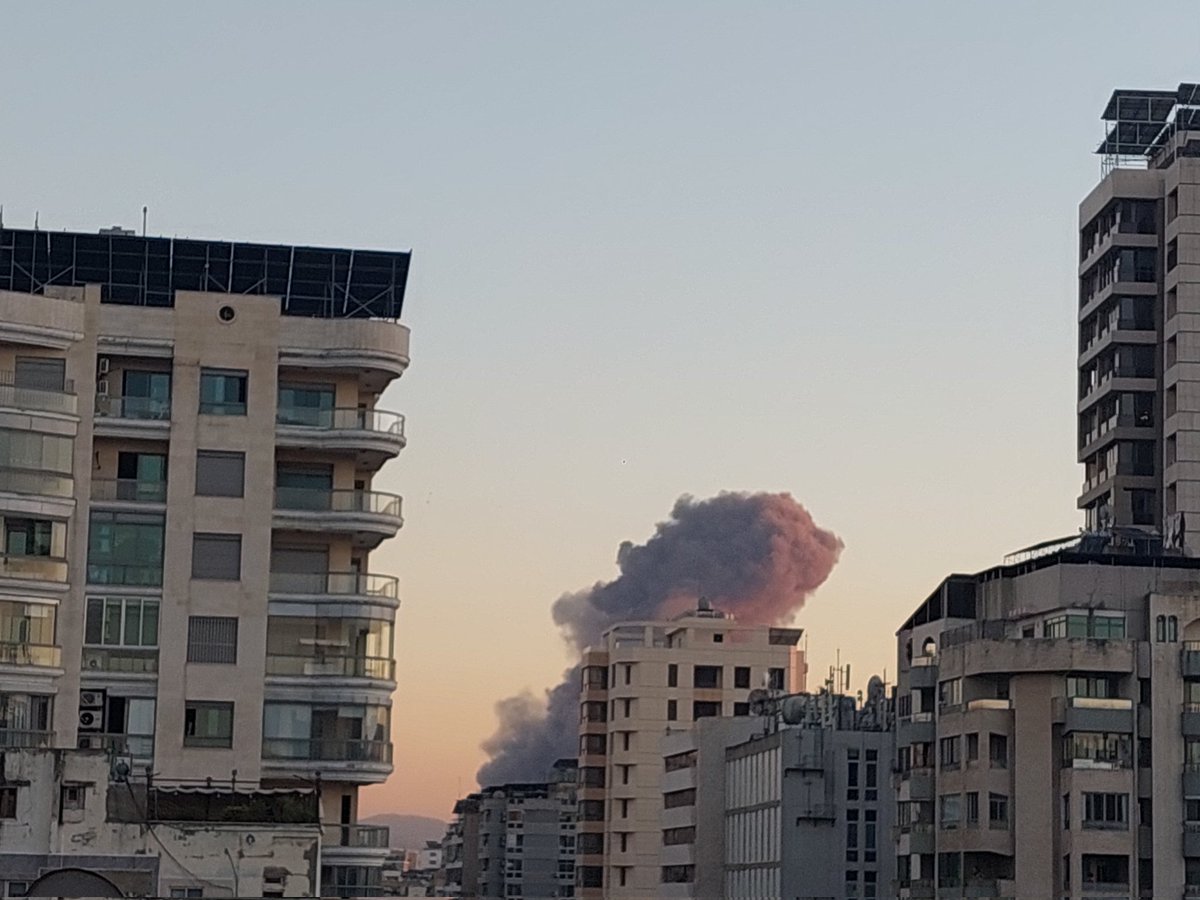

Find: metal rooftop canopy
[1097,82,1200,168]
[0,227,411,320]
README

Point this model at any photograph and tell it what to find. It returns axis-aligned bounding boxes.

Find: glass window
[120,371,171,419]
[667,663,678,687]
[988,793,1009,826]
[84,598,159,647]
[966,732,979,760]
[192,533,241,580]
[965,792,979,825]
[14,357,65,392]
[195,451,245,498]
[734,666,750,689]
[183,701,234,748]
[1067,675,1114,698]
[4,518,57,557]
[277,384,336,426]
[939,794,961,829]
[87,512,164,586]
[692,701,720,720]
[116,452,167,500]
[199,369,248,415]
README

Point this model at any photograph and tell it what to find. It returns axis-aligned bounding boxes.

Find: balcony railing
[268,570,399,599]
[274,487,403,518]
[265,654,395,680]
[277,405,405,440]
[0,468,73,498]
[320,887,386,899]
[262,737,392,764]
[90,478,167,503]
[0,642,61,667]
[95,395,171,421]
[81,646,159,674]
[0,554,69,583]
[0,729,52,748]
[323,823,391,848]
[0,372,77,415]
[79,732,155,758]
[86,563,163,587]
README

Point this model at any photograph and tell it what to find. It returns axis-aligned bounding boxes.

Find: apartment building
[441,761,578,900]
[891,534,1200,900]
[574,604,805,899]
[1077,83,1200,544]
[0,226,410,897]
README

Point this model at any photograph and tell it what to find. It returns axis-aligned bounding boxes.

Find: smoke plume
[475,491,842,786]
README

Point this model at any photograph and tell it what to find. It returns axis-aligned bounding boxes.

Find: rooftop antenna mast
[142,206,147,237]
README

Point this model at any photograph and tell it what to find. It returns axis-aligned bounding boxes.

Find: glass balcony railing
[262,737,392,764]
[90,478,168,503]
[0,554,69,583]
[268,570,399,598]
[86,563,163,587]
[277,406,405,440]
[265,654,395,680]
[0,372,77,415]
[0,729,53,748]
[274,487,403,519]
[80,732,155,758]
[95,396,171,421]
[81,646,159,674]
[323,823,391,849]
[0,642,61,667]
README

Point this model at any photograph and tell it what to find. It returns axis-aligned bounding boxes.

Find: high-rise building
[574,605,805,899]
[1077,83,1200,543]
[0,226,411,898]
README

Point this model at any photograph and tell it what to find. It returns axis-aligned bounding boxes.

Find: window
[693,665,721,689]
[692,701,720,720]
[580,734,606,755]
[1067,675,1114,698]
[579,767,605,788]
[85,597,159,647]
[663,789,695,809]
[733,702,750,716]
[87,511,164,586]
[169,890,203,898]
[1083,792,1129,829]
[581,701,606,723]
[938,678,962,708]
[61,784,86,811]
[582,666,607,689]
[1081,853,1129,886]
[988,793,1009,827]
[966,732,979,761]
[660,866,694,884]
[734,666,750,689]
[195,451,245,498]
[183,702,233,748]
[1046,612,1125,639]
[277,384,336,426]
[1063,732,1131,767]
[187,616,238,664]
[578,800,604,822]
[939,736,960,769]
[768,667,785,690]
[665,750,696,771]
[1063,793,1070,829]
[0,786,16,818]
[965,791,979,826]
[989,733,1008,768]
[199,369,248,415]
[666,700,677,721]
[192,533,241,580]
[622,664,632,685]
[939,793,961,830]
[712,632,723,643]
[119,370,171,419]
[662,826,695,845]
[667,663,678,687]
[14,356,65,391]
[4,518,57,557]
[6,882,29,898]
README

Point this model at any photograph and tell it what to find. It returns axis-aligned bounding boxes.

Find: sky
[1,1,1195,820]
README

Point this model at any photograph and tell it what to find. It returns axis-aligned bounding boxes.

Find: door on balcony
[278,383,335,427]
[117,452,167,502]
[276,465,333,511]
[312,705,363,761]
[121,371,171,420]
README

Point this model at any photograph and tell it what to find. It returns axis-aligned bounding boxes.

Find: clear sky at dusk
[2,1,1196,819]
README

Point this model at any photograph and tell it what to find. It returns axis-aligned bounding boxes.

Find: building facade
[574,605,805,899]
[1077,83,1200,543]
[893,540,1200,899]
[0,226,411,897]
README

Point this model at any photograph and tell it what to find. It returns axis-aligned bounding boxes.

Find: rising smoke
[476,491,843,786]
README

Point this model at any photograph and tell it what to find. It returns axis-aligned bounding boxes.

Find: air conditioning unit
[79,690,105,708]
[97,357,111,375]
[86,657,101,669]
[78,710,101,730]
[96,379,110,397]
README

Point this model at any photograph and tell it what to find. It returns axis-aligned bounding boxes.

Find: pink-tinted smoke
[476,491,842,786]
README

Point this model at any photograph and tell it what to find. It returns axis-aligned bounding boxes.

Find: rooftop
[0,226,411,320]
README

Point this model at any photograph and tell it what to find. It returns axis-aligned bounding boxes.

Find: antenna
[142,206,148,237]
[33,211,39,230]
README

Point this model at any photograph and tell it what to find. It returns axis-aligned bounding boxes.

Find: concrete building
[1077,83,1200,545]
[442,761,577,900]
[574,604,805,899]
[0,226,411,897]
[891,535,1200,899]
[0,746,322,897]
[656,685,893,900]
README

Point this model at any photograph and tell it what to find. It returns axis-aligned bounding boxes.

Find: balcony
[273,487,403,547]
[262,738,393,781]
[85,563,162,588]
[323,823,390,849]
[0,372,77,416]
[0,729,52,748]
[265,654,395,682]
[1062,696,1134,734]
[90,478,167,506]
[1183,643,1200,678]
[276,406,406,466]
[79,732,155,759]
[81,646,159,674]
[93,395,171,438]
[0,554,69,585]
[0,468,73,499]
[268,570,399,602]
[0,642,61,668]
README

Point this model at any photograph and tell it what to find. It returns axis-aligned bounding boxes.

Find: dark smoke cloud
[475,491,842,787]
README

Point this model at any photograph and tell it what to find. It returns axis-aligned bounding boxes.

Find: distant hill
[362,813,447,850]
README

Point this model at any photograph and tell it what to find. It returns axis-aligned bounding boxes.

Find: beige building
[574,605,805,899]
[0,226,410,897]
[1077,83,1200,544]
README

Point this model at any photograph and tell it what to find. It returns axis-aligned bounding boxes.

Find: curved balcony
[0,642,62,668]
[273,488,403,548]
[321,823,392,865]
[265,654,396,684]
[261,737,393,783]
[278,317,410,391]
[0,372,77,417]
[276,406,406,467]
[269,570,399,602]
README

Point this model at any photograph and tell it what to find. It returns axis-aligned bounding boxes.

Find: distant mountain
[362,813,447,851]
